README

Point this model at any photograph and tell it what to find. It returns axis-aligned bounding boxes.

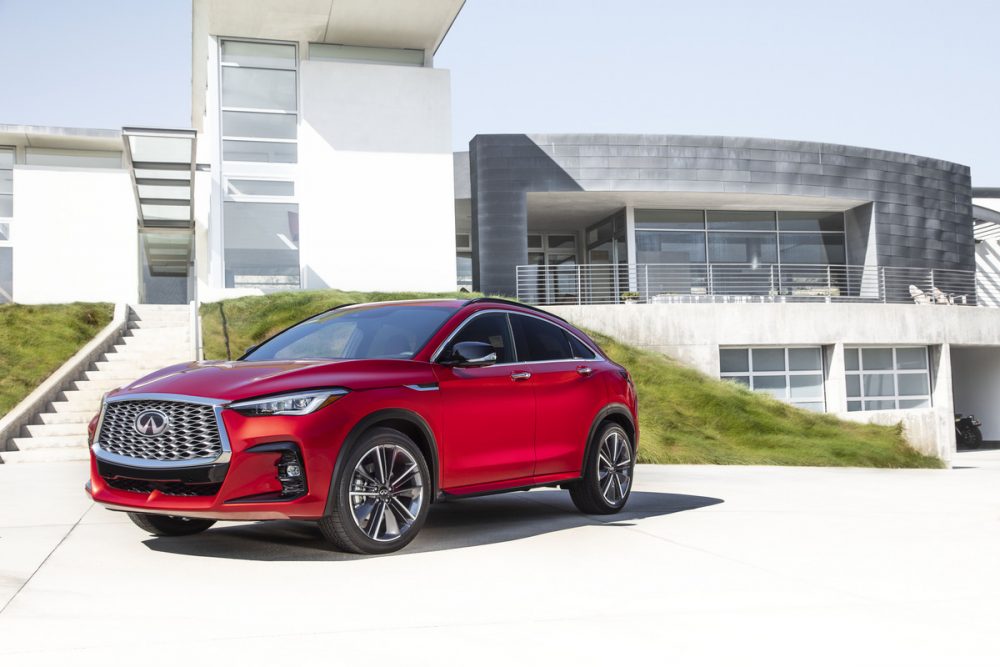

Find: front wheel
[569,422,634,514]
[319,428,431,554]
[127,512,216,536]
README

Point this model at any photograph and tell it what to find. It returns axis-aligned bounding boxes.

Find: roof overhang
[0,124,122,152]
[191,0,465,129]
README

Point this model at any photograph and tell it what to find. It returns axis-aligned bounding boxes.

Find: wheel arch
[324,408,441,517]
[581,404,636,476]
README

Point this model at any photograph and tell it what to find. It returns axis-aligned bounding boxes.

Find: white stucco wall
[297,59,456,292]
[12,166,138,304]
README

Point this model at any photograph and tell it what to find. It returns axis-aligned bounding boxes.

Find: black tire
[127,512,216,537]
[958,424,983,450]
[569,422,635,514]
[319,427,431,555]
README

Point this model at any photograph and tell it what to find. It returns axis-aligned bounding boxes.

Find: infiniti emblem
[134,410,170,437]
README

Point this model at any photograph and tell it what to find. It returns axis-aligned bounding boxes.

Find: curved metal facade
[468,134,973,296]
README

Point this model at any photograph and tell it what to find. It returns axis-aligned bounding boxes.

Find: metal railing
[515,263,979,306]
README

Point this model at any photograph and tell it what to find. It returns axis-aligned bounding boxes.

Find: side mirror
[243,343,259,357]
[446,341,497,367]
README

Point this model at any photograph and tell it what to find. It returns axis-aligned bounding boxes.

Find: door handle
[576,366,593,376]
[510,371,532,381]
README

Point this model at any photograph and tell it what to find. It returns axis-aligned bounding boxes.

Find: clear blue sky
[1,0,997,184]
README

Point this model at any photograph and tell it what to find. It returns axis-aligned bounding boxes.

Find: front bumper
[87,396,354,521]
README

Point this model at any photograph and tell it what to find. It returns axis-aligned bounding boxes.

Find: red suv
[86,298,638,554]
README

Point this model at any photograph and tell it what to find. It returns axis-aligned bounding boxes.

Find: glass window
[721,347,825,411]
[226,179,294,197]
[221,41,296,69]
[223,201,300,289]
[566,332,597,360]
[456,234,471,250]
[137,183,191,200]
[0,247,11,303]
[846,347,932,412]
[246,304,456,361]
[0,223,8,241]
[636,231,706,263]
[456,252,472,290]
[223,140,297,164]
[222,67,296,110]
[547,235,576,250]
[444,313,514,363]
[510,314,572,362]
[707,210,776,231]
[779,233,846,265]
[24,148,121,169]
[0,148,12,169]
[310,43,424,66]
[707,232,778,264]
[0,149,11,218]
[778,211,845,233]
[635,209,705,230]
[222,111,297,139]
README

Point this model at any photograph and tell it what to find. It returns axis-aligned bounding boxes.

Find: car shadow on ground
[141,490,723,561]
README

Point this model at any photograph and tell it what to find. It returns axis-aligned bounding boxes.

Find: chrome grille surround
[94,393,231,468]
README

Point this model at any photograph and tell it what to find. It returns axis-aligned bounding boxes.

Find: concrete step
[83,369,149,382]
[38,411,96,425]
[93,360,184,373]
[72,378,126,392]
[102,351,191,363]
[111,345,190,357]
[128,319,190,329]
[51,400,102,414]
[11,434,88,450]
[123,327,191,339]
[57,389,106,404]
[0,448,89,464]
[26,422,88,437]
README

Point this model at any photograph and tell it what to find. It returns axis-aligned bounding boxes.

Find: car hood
[110,358,435,402]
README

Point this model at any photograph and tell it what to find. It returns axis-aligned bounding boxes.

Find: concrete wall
[470,134,973,296]
[297,59,456,292]
[12,166,138,304]
[951,346,1000,440]
[546,302,1000,462]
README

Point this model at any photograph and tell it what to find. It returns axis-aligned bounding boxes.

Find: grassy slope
[200,290,940,468]
[0,303,114,416]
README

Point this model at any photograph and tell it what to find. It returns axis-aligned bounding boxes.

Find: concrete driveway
[1,455,998,666]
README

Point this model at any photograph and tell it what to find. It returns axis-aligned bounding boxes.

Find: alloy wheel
[597,429,632,505]
[348,443,425,542]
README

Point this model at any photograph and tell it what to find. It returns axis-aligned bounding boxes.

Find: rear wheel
[958,423,983,450]
[127,512,216,537]
[569,422,634,514]
[319,428,430,554]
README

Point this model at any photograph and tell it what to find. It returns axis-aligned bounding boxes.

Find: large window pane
[0,168,12,195]
[863,374,895,397]
[752,348,785,372]
[226,179,295,197]
[861,348,893,371]
[223,140,297,163]
[708,232,778,264]
[310,43,424,66]
[846,374,861,398]
[223,202,300,288]
[636,231,706,263]
[779,233,846,265]
[895,347,928,370]
[788,348,822,371]
[0,247,11,303]
[223,111,297,139]
[25,148,121,168]
[845,346,931,412]
[221,41,295,69]
[720,348,749,373]
[790,374,823,399]
[0,148,13,169]
[222,68,296,110]
[897,374,930,396]
[635,209,705,230]
[707,210,776,231]
[845,348,860,371]
[778,211,845,232]
[0,194,10,218]
[753,375,786,399]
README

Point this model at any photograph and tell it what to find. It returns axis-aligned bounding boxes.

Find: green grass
[0,303,114,416]
[199,290,940,468]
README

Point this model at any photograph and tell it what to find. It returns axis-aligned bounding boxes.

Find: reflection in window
[846,347,931,411]
[223,201,300,289]
[720,347,825,411]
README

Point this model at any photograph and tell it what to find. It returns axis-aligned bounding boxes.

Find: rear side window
[566,332,597,360]
[442,312,514,363]
[511,314,572,362]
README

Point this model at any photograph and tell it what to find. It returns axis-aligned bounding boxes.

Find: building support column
[825,343,848,412]
[932,343,956,466]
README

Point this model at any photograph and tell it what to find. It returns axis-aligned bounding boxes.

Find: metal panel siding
[469,134,974,296]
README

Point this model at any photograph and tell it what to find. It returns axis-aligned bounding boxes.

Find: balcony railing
[515,263,979,307]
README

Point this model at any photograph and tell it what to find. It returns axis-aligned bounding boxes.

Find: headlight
[228,389,348,416]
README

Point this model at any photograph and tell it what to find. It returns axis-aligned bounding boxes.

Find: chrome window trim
[431,308,605,366]
[93,393,233,469]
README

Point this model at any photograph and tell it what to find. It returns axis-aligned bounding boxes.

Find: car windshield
[243,304,458,361]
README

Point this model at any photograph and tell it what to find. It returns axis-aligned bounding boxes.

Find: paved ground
[1,453,998,666]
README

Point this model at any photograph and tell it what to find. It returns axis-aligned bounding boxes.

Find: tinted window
[443,313,514,363]
[511,315,572,362]
[566,332,597,360]
[244,305,456,361]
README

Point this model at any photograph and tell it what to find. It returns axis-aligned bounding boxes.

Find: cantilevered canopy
[123,128,197,276]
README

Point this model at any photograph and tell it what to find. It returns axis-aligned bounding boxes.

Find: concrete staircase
[2,305,193,463]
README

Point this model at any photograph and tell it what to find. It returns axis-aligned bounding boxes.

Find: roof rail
[461,297,568,323]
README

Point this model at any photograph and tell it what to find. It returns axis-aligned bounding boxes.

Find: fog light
[276,449,307,498]
[285,464,302,478]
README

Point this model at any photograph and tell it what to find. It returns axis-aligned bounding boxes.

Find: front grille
[98,399,223,462]
[104,477,222,497]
